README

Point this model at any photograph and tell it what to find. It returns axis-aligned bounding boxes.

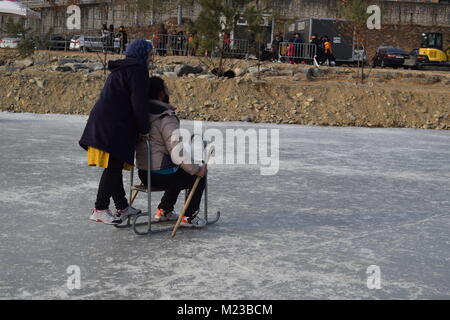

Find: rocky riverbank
[1,49,449,130]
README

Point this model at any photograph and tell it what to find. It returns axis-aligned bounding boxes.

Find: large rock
[163,72,178,78]
[197,74,215,80]
[34,59,51,66]
[174,64,203,76]
[306,68,315,81]
[163,65,176,72]
[241,114,256,122]
[307,68,328,77]
[58,58,82,64]
[278,70,295,76]
[233,67,246,77]
[247,66,270,74]
[2,65,22,72]
[35,79,46,89]
[52,65,72,72]
[83,62,105,72]
[426,76,441,84]
[15,58,34,68]
[62,63,95,72]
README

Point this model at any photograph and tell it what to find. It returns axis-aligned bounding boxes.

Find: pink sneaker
[115,206,141,221]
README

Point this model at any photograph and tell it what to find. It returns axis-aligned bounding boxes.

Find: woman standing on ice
[79,39,153,225]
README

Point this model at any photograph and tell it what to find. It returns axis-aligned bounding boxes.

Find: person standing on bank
[118,26,128,54]
[100,23,109,52]
[79,39,153,225]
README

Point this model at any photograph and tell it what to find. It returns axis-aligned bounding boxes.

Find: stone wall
[268,0,450,27]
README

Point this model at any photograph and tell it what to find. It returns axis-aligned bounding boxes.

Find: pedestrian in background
[272,35,283,62]
[170,30,178,55]
[100,23,109,53]
[310,34,323,64]
[107,24,115,52]
[293,33,302,64]
[118,25,128,54]
[157,24,168,56]
[323,36,335,66]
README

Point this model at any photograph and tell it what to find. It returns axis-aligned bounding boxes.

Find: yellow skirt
[87,147,133,171]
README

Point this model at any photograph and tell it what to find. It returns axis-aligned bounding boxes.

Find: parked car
[0,35,23,48]
[70,35,121,52]
[403,48,430,69]
[353,45,368,65]
[372,46,410,69]
[45,35,70,50]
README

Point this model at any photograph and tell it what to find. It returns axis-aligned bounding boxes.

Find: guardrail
[224,38,249,58]
[278,42,316,63]
[152,34,190,56]
[151,34,250,58]
[6,33,295,63]
[36,39,70,51]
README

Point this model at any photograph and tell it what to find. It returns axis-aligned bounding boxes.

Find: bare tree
[339,0,381,84]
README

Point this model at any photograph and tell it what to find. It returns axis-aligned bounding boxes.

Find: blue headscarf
[125,39,153,64]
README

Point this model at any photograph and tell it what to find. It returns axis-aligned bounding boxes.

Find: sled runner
[115,137,220,236]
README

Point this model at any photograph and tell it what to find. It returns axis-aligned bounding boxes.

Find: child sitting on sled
[135,76,208,228]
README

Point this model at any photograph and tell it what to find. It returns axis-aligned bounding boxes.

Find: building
[1,1,445,35]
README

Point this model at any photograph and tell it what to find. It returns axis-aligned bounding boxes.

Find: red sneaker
[154,209,178,222]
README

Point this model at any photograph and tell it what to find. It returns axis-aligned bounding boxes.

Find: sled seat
[131,184,165,193]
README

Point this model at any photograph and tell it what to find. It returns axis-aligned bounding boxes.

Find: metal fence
[151,34,250,58]
[27,33,250,58]
[33,36,127,54]
[278,42,317,62]
[224,39,249,58]
[152,34,190,56]
[2,32,322,66]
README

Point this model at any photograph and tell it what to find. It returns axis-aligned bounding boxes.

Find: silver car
[70,35,121,52]
[0,35,23,48]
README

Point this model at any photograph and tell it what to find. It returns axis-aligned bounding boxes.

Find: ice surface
[0,112,449,299]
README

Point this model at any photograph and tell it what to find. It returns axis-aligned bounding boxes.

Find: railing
[150,34,250,58]
[278,42,317,62]
[6,33,320,66]
[32,35,126,53]
[152,34,190,56]
[224,38,249,58]
[36,39,70,51]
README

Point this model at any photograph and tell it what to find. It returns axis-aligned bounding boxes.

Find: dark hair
[148,76,166,100]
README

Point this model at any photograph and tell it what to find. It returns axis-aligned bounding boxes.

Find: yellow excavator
[417,32,450,70]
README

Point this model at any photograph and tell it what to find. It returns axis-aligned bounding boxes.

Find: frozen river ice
[0,112,449,299]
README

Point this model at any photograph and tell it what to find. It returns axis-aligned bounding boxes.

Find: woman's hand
[196,165,207,177]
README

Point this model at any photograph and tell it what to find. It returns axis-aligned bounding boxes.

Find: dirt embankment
[1,49,449,130]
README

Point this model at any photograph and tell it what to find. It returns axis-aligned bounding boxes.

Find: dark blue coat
[79,58,150,165]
